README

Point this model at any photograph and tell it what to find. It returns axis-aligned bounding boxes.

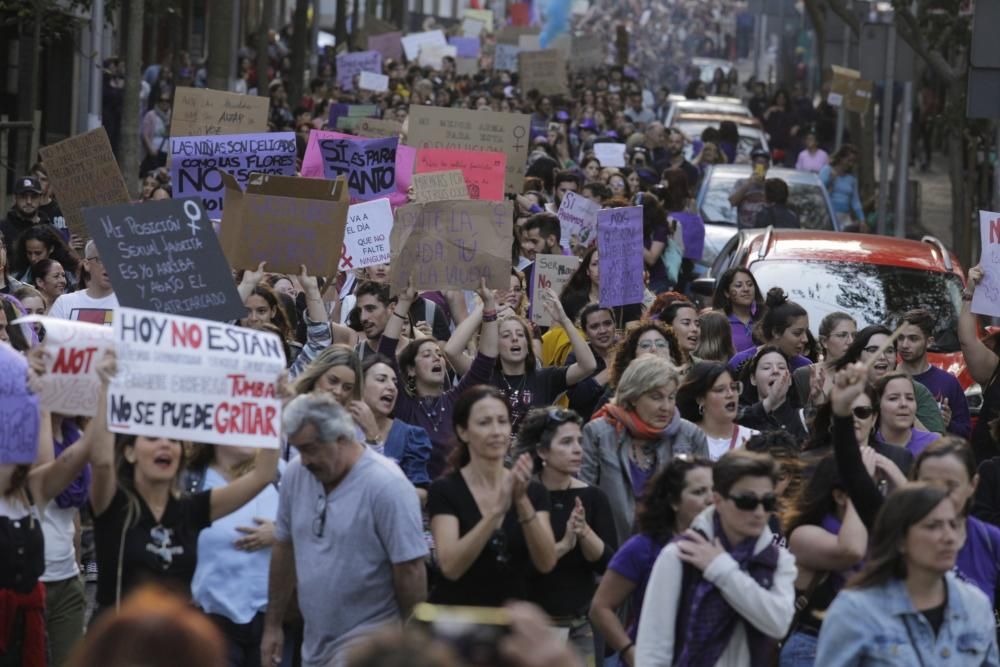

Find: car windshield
[677,125,764,161]
[749,260,964,352]
[700,172,834,229]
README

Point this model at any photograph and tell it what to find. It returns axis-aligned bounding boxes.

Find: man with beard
[332,281,449,359]
[262,393,427,667]
[566,304,620,420]
[654,130,699,188]
[520,213,563,292]
[0,176,50,256]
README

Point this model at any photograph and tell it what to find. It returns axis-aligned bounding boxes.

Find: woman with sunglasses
[590,456,713,667]
[516,407,617,666]
[635,449,797,665]
[582,355,708,547]
[792,312,856,409]
[678,362,760,461]
[427,386,556,606]
[815,482,998,666]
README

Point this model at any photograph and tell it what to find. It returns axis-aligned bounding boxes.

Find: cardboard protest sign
[11,316,114,417]
[359,71,390,92]
[367,31,403,61]
[412,170,469,203]
[519,49,569,95]
[530,255,580,326]
[37,128,130,237]
[390,200,513,292]
[594,142,627,168]
[328,103,379,129]
[401,30,447,61]
[309,132,398,201]
[463,8,494,32]
[351,117,402,139]
[0,344,39,464]
[415,148,506,201]
[449,36,481,58]
[455,57,479,76]
[220,172,349,277]
[170,87,269,138]
[83,198,246,321]
[418,44,458,68]
[494,44,521,72]
[973,210,1000,317]
[336,50,383,90]
[597,206,644,307]
[107,308,286,448]
[557,191,600,248]
[405,107,530,196]
[170,133,296,215]
[518,34,542,51]
[497,25,539,45]
[340,198,393,271]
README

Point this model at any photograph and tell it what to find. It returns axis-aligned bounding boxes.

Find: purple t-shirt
[644,223,670,285]
[728,313,756,353]
[628,458,653,500]
[607,533,666,641]
[913,365,972,439]
[728,345,812,375]
[956,516,1000,603]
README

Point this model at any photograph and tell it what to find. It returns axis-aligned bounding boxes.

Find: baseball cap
[579,118,598,131]
[14,177,42,195]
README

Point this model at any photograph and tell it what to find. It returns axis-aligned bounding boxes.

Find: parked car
[665,100,754,127]
[671,113,769,162]
[694,164,839,271]
[691,228,980,412]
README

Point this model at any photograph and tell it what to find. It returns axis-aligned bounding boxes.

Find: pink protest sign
[302,129,413,207]
[414,148,506,201]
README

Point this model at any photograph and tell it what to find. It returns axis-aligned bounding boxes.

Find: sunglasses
[726,492,778,512]
[488,529,510,566]
[313,494,328,538]
[546,408,576,424]
[852,406,875,420]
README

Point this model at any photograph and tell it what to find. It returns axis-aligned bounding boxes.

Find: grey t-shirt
[275,449,428,667]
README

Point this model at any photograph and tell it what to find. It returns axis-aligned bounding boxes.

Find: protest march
[2,0,1000,666]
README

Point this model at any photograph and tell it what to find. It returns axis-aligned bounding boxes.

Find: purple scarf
[674,512,780,667]
[54,421,91,509]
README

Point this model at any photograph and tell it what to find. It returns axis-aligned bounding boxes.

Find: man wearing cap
[0,176,50,256]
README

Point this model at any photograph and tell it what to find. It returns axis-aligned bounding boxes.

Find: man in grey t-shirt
[262,394,428,667]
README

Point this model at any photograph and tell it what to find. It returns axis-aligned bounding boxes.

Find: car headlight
[966,382,983,416]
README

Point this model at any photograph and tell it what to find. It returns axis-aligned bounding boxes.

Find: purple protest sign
[336,50,383,91]
[368,31,403,61]
[170,133,296,215]
[597,206,645,307]
[316,135,399,201]
[670,211,706,261]
[448,36,481,58]
[0,343,40,464]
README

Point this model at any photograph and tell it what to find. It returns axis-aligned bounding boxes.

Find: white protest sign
[594,142,627,168]
[108,308,286,448]
[341,198,393,271]
[462,17,484,37]
[401,29,447,61]
[13,316,114,417]
[419,44,458,68]
[973,210,1000,317]
[359,71,390,92]
[530,255,580,326]
[556,191,601,249]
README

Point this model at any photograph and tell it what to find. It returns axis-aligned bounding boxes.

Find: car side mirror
[691,277,717,299]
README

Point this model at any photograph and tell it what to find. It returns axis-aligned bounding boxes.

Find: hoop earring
[697,403,704,415]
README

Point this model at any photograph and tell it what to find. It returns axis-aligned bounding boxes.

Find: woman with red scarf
[581,355,709,547]
[635,449,797,666]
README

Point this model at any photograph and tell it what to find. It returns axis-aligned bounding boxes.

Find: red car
[693,228,982,414]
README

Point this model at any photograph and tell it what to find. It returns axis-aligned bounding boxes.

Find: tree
[256,0,274,97]
[207,0,234,90]
[120,0,143,197]
[334,0,348,48]
[287,0,309,105]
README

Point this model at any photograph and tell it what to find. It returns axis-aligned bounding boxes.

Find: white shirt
[705,425,759,462]
[48,290,118,324]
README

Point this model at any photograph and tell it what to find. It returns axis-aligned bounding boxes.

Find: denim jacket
[815,572,999,666]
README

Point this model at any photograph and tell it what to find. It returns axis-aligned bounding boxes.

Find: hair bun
[764,287,787,308]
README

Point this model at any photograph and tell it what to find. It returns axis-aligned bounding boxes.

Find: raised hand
[830,362,868,417]
[241,261,267,288]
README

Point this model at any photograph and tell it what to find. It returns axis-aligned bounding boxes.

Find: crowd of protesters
[1,0,998,666]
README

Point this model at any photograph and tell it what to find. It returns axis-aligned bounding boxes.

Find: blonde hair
[614,355,680,408]
[293,344,363,401]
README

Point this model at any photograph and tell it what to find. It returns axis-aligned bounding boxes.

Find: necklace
[629,442,657,471]
[417,394,447,432]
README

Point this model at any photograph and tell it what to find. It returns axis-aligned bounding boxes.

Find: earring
[697,403,704,415]
[405,374,417,396]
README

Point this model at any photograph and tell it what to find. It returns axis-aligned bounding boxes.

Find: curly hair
[609,321,683,390]
[11,224,80,276]
[635,456,713,543]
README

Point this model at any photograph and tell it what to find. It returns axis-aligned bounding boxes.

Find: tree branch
[890,0,962,84]
[826,0,860,36]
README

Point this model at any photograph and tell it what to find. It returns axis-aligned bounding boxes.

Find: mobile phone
[548,121,562,134]
[753,163,766,179]
[412,603,512,666]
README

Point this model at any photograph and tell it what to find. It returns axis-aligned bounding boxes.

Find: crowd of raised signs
[2,1,1000,667]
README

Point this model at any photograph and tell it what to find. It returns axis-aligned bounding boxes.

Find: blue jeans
[779,631,818,667]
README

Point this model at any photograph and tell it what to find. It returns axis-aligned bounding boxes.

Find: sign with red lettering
[12,316,114,417]
[973,210,1000,318]
[107,307,286,448]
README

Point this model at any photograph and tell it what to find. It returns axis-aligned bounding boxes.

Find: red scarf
[593,403,671,441]
[0,582,46,666]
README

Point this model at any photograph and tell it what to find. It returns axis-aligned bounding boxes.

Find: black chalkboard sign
[82,198,246,322]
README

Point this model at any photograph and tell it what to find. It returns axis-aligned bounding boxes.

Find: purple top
[913,365,972,439]
[728,345,812,374]
[607,533,666,642]
[876,428,939,458]
[628,458,653,500]
[727,313,756,353]
[955,516,1000,604]
[671,211,706,261]
[644,223,670,284]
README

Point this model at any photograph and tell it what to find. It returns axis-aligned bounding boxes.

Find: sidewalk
[909,160,954,248]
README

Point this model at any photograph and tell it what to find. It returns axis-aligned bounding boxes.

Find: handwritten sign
[401,29,447,61]
[597,206,644,307]
[973,210,1000,317]
[12,316,114,417]
[494,44,521,72]
[557,191,600,248]
[107,308,286,448]
[310,133,398,201]
[0,343,39,464]
[351,117,402,139]
[594,142,627,168]
[405,107,530,196]
[341,198,393,271]
[415,148,506,201]
[368,31,403,61]
[170,132,296,214]
[83,198,246,322]
[418,44,457,68]
[336,50,383,90]
[390,200,513,293]
[463,8,494,32]
[448,36,481,58]
[37,127,131,238]
[530,255,580,326]
[220,172,350,277]
[412,170,469,203]
[358,71,390,92]
[170,87,269,138]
